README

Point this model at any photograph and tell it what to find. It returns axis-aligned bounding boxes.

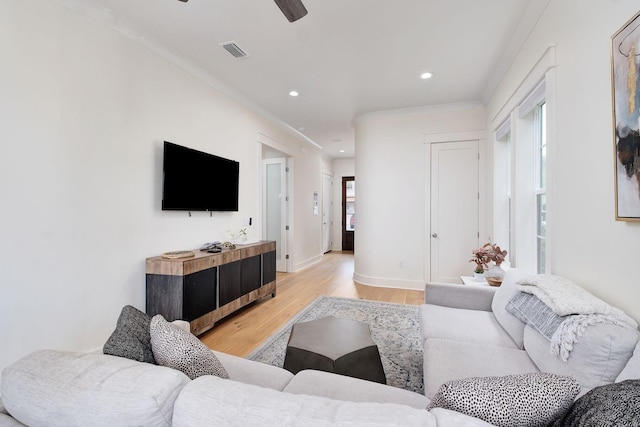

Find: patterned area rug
[247,295,424,394]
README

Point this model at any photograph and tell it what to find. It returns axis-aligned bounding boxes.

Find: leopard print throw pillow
[427,372,580,427]
[150,314,229,380]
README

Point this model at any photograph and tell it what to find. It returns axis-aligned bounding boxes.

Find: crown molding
[354,101,484,125]
[47,0,322,150]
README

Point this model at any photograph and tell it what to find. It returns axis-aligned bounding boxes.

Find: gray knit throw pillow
[103,305,155,364]
[150,314,229,380]
[428,373,580,427]
[553,379,640,426]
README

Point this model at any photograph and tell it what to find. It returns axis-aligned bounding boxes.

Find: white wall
[0,0,323,373]
[354,106,485,289]
[291,147,325,271]
[486,0,640,320]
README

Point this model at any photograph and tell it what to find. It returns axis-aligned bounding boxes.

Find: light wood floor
[199,251,424,357]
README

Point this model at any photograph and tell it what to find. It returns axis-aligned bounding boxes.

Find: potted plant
[469,246,490,281]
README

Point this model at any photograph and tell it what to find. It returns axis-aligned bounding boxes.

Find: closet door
[430,140,479,282]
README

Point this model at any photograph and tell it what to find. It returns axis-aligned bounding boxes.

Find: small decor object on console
[161,250,195,259]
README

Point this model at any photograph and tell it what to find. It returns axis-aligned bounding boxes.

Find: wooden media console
[146,241,276,335]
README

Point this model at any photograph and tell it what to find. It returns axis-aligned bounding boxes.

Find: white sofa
[419,268,640,423]
[3,269,638,426]
[0,322,491,426]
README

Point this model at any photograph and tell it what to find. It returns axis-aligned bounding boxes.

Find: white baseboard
[352,272,425,291]
[293,254,323,272]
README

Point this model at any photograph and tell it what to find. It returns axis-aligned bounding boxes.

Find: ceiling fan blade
[274,0,308,22]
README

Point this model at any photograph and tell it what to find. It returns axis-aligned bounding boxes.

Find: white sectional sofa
[419,269,640,424]
[2,269,639,426]
[0,315,489,427]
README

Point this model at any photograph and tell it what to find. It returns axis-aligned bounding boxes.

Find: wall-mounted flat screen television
[162,141,239,212]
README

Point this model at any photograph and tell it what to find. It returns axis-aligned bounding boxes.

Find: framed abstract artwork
[612,11,640,221]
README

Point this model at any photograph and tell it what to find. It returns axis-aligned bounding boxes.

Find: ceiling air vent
[219,41,249,59]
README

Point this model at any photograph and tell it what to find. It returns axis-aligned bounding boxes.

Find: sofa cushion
[423,282,497,311]
[0,350,189,427]
[0,397,26,427]
[103,305,155,364]
[427,373,580,427]
[283,369,429,409]
[617,339,640,382]
[423,338,539,399]
[419,304,519,349]
[213,350,293,390]
[172,375,437,427]
[553,379,640,426]
[429,408,496,426]
[150,315,229,380]
[0,413,26,427]
[523,324,639,392]
[491,268,530,349]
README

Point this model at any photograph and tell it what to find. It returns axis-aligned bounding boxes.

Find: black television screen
[162,141,239,211]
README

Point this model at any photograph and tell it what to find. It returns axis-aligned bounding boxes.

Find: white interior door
[430,140,479,282]
[263,158,287,271]
[322,173,333,253]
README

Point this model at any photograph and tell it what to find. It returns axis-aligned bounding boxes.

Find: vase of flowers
[483,242,508,286]
[470,241,508,285]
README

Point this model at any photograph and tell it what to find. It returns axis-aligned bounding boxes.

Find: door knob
[432,233,438,238]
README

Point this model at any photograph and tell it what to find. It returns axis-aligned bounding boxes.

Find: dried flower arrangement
[469,241,508,273]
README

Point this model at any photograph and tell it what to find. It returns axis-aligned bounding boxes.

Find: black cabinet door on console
[219,260,242,307]
[263,250,276,285]
[241,255,262,294]
[183,267,217,321]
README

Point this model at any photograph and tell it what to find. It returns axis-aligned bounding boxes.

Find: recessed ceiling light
[289,90,299,97]
[340,150,345,153]
[420,72,433,79]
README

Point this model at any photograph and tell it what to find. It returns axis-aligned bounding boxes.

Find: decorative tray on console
[161,250,196,259]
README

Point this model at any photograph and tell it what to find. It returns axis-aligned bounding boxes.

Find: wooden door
[430,141,479,282]
[342,177,355,251]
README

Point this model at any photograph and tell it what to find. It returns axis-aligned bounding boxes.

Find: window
[534,103,547,273]
[494,120,512,265]
[495,80,548,274]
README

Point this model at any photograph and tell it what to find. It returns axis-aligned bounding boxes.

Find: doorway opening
[259,136,293,273]
[342,176,355,251]
[322,172,333,253]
